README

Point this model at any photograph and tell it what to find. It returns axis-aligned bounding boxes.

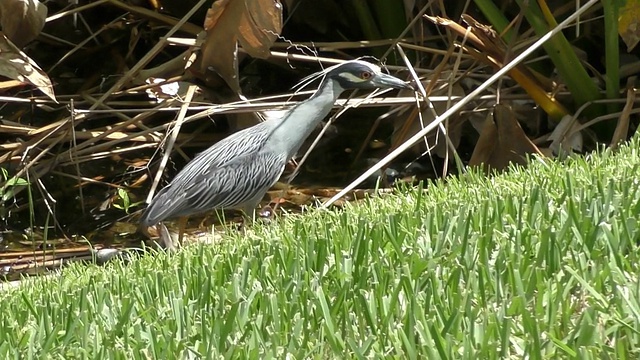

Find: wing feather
[140,149,287,226]
[169,122,272,186]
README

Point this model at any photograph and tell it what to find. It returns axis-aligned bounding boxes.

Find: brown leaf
[199,0,242,93]
[548,115,583,155]
[610,77,636,149]
[619,1,640,52]
[469,111,498,168]
[469,104,542,171]
[426,14,568,121]
[0,33,56,101]
[238,0,282,58]
[0,0,47,48]
[198,0,282,93]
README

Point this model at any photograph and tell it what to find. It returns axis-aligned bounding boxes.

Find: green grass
[1,137,640,359]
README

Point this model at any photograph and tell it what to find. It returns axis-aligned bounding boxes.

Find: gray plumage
[139,60,413,229]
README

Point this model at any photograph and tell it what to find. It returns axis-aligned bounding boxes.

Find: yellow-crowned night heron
[139,60,413,248]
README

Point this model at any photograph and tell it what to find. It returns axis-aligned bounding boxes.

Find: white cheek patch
[338,72,367,82]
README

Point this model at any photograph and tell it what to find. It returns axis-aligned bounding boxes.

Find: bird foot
[157,223,180,252]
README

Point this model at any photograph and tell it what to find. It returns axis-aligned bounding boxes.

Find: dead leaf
[610,76,636,149]
[619,1,640,52]
[0,0,47,48]
[426,14,568,121]
[238,0,282,58]
[548,115,583,156]
[0,33,56,101]
[197,0,282,93]
[469,104,542,171]
[469,112,498,167]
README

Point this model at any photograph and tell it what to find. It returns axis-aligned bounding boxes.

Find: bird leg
[138,223,172,251]
[157,222,178,252]
[177,216,188,245]
[152,216,187,252]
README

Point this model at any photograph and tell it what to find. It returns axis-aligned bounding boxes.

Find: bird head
[324,60,415,91]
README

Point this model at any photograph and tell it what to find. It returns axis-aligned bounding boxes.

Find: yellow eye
[361,71,373,80]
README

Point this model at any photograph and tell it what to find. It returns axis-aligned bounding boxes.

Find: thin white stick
[322,0,600,208]
[146,85,197,203]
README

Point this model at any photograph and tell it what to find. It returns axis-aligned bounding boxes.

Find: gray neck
[267,79,345,159]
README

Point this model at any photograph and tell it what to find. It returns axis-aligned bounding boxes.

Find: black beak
[372,72,415,91]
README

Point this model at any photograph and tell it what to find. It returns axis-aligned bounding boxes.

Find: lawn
[1,137,639,359]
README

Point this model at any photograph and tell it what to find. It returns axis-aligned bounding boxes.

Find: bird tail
[138,215,152,237]
[138,202,160,235]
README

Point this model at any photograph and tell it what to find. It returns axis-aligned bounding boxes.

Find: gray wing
[140,150,287,226]
[169,122,272,186]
